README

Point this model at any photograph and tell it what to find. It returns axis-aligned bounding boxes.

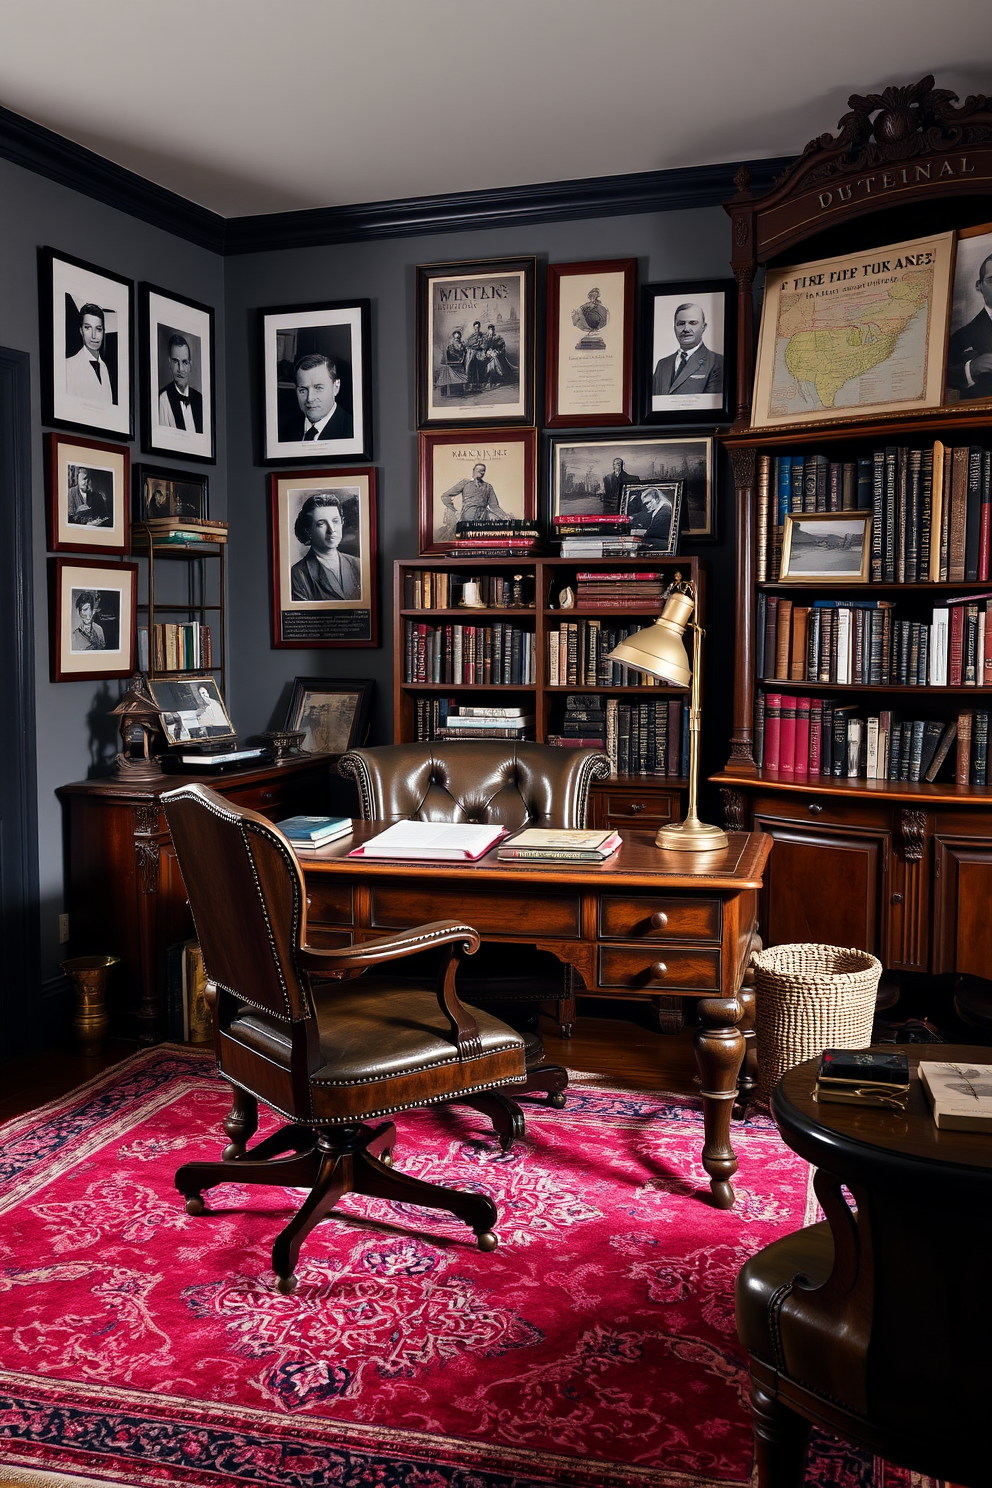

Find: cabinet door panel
[754,816,886,957]
[934,840,992,976]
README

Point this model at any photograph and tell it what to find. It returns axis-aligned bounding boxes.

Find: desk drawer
[598,945,721,992]
[370,884,581,938]
[305,883,354,926]
[599,895,721,942]
[225,779,309,819]
[598,788,679,826]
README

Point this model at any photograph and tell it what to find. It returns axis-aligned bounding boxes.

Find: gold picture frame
[780,512,872,584]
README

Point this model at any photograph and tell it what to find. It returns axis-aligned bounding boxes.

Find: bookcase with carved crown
[710,77,992,995]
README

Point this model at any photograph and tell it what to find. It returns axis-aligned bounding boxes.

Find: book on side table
[919,1061,992,1131]
[815,1049,910,1110]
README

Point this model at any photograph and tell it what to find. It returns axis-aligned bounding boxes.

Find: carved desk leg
[694,994,745,1209]
[735,931,763,1116]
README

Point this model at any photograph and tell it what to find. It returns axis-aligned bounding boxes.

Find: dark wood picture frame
[418,428,537,556]
[641,279,736,425]
[545,258,636,427]
[139,282,216,464]
[46,433,130,555]
[269,467,378,649]
[549,432,715,541]
[50,555,137,682]
[39,246,134,440]
[260,299,373,464]
[132,464,209,524]
[284,675,374,754]
[416,256,536,429]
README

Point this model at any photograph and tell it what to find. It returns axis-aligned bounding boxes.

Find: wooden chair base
[452,1064,569,1151]
[176,1111,499,1292]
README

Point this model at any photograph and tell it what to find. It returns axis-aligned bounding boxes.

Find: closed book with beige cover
[919,1061,992,1131]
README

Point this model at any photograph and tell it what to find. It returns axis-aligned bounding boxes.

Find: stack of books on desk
[277,815,352,850]
[435,706,535,741]
[497,828,621,862]
[814,1049,910,1110]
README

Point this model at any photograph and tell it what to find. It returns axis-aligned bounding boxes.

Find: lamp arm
[686,615,704,826]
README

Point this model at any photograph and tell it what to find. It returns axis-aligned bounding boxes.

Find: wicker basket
[752,943,882,1100]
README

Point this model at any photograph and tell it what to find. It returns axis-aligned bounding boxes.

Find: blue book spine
[776,456,792,525]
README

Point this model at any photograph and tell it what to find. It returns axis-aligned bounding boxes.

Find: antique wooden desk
[301,825,773,1209]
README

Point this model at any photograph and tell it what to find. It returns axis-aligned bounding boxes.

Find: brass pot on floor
[61,954,120,1056]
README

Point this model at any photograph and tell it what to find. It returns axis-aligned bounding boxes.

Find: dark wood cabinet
[752,807,888,957]
[56,754,348,1043]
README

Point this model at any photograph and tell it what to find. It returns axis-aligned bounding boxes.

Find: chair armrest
[298,919,480,974]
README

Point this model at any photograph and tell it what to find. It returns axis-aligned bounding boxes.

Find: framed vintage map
[751,231,954,427]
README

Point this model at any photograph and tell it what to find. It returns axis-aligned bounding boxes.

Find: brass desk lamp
[606,575,728,852]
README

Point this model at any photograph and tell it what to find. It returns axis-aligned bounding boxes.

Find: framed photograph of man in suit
[140,284,216,463]
[39,247,134,440]
[945,223,992,406]
[641,280,735,424]
[260,301,372,464]
[269,468,378,648]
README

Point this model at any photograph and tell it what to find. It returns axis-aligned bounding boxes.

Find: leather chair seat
[735,1221,834,1367]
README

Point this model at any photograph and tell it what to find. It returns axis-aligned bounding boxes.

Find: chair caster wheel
[476,1230,498,1252]
[548,1092,567,1109]
[184,1194,205,1216]
[275,1273,298,1295]
[380,1150,393,1167]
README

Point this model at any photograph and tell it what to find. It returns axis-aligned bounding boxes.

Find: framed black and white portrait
[284,676,374,754]
[260,301,372,464]
[641,280,735,423]
[133,464,208,523]
[945,222,992,406]
[550,434,714,541]
[418,429,536,555]
[46,434,129,555]
[416,257,536,428]
[147,674,235,744]
[269,468,378,648]
[40,248,134,439]
[140,283,215,462]
[50,557,137,681]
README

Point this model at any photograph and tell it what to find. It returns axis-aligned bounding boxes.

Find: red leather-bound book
[793,696,812,780]
[949,604,966,687]
[779,695,798,780]
[764,693,783,772]
[809,698,823,776]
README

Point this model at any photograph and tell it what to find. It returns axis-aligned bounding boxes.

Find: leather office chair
[162,782,528,1293]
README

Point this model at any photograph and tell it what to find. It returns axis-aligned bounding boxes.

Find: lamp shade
[605,590,693,686]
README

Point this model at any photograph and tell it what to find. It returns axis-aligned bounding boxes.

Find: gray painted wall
[0,156,226,996]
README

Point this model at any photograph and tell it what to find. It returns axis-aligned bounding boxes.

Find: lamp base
[654,817,729,853]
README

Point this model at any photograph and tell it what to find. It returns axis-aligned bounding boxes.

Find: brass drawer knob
[650,961,668,981]
[306,896,312,908]
[650,911,669,930]
[629,802,645,814]
[808,802,823,814]
[891,893,904,905]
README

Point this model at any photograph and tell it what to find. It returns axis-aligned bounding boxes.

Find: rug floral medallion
[0,1048,938,1488]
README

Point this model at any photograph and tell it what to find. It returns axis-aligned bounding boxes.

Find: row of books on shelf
[402,569,535,610]
[759,595,992,688]
[757,443,992,583]
[548,620,667,688]
[755,693,990,785]
[137,622,214,674]
[403,621,536,685]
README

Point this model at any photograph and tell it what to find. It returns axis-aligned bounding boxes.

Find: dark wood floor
[0,1006,701,1125]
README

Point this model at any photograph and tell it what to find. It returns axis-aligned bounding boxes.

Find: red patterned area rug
[0,1048,941,1488]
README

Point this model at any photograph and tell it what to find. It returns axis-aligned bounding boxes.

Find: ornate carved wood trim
[900,809,927,862]
[720,788,748,833]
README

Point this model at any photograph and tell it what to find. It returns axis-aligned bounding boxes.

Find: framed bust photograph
[140,283,215,463]
[269,468,378,648]
[641,280,735,423]
[416,256,536,428]
[50,556,137,682]
[546,258,636,427]
[945,222,992,406]
[46,433,130,555]
[39,247,134,440]
[419,428,537,555]
[260,300,372,464]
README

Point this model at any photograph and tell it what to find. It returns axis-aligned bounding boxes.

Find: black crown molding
[0,101,793,255]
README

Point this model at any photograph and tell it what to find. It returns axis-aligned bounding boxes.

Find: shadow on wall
[86,682,122,778]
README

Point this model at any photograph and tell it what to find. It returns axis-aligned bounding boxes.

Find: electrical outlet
[59,914,69,944]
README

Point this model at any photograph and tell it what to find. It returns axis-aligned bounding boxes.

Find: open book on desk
[348,820,506,862]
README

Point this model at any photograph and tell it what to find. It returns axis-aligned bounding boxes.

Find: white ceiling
[1,0,990,218]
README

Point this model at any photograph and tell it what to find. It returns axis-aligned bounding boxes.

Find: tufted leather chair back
[339,742,611,832]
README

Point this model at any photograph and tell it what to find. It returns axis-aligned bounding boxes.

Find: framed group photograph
[140,283,215,463]
[260,300,372,464]
[133,464,208,523]
[780,512,872,583]
[945,222,992,406]
[50,556,137,681]
[642,279,735,423]
[419,429,537,555]
[269,468,378,648]
[146,673,235,744]
[550,433,715,541]
[416,256,536,428]
[40,247,133,440]
[546,259,636,427]
[284,675,374,754]
[751,231,954,428]
[46,434,129,554]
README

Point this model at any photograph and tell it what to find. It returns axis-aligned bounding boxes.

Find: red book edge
[778,695,797,779]
[793,697,812,780]
[764,693,783,772]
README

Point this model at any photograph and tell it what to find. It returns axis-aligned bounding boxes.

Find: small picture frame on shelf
[416,256,536,428]
[147,673,235,745]
[50,556,137,682]
[780,512,872,583]
[549,433,713,540]
[284,676,374,754]
[945,222,992,406]
[46,433,130,554]
[260,299,372,463]
[269,468,378,648]
[545,258,636,427]
[641,279,735,423]
[133,464,209,523]
[140,283,216,463]
[39,247,134,440]
[419,428,537,555]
